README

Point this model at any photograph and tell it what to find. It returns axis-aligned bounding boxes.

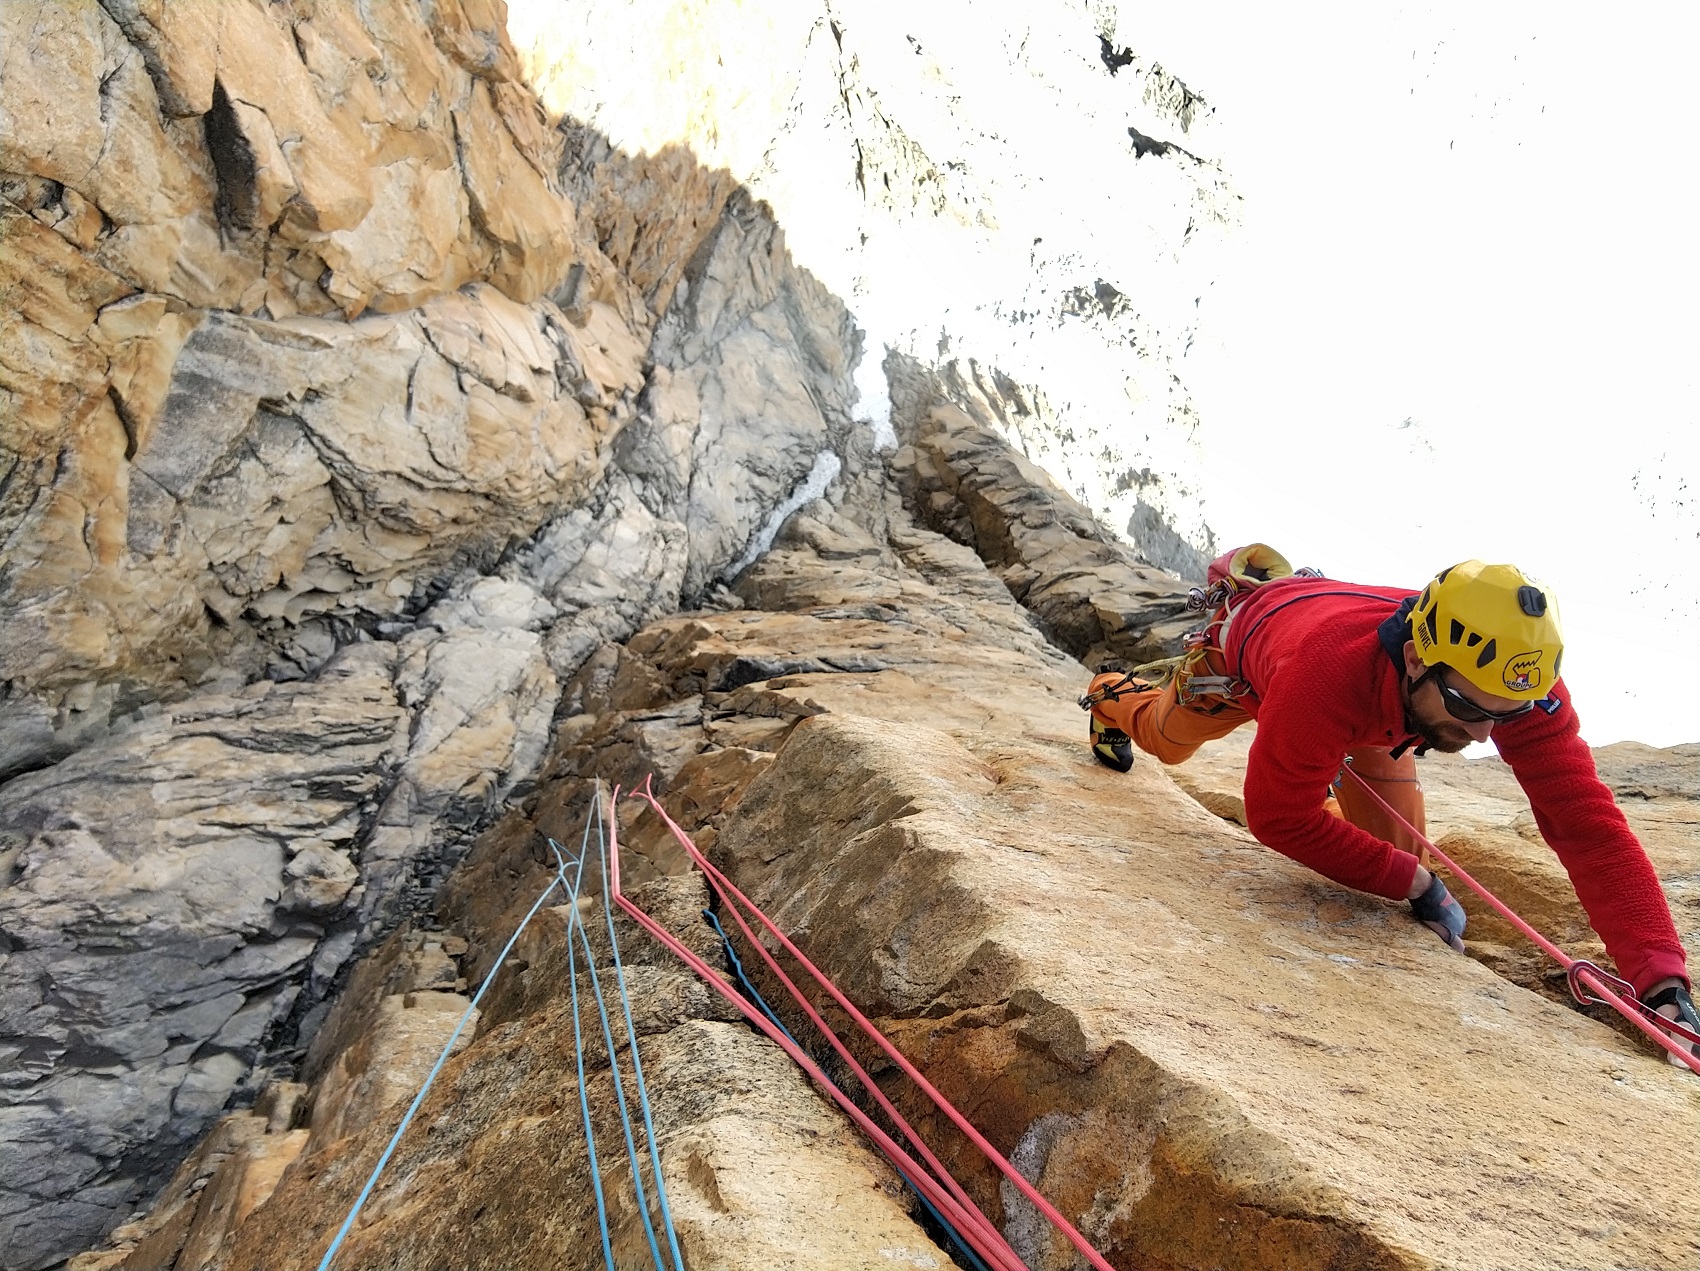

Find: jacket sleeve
[1493,680,1689,996]
[1242,658,1422,901]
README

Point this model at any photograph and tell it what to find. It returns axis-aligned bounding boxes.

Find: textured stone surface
[633,186,864,599]
[0,644,400,1270]
[2,5,869,1260]
[441,490,1700,1270]
[685,514,1700,1270]
[1169,727,1700,1017]
[70,430,1700,1270]
[64,1089,309,1271]
[0,0,590,774]
[508,0,1234,562]
[17,5,1699,1268]
[86,873,950,1271]
[890,374,1198,667]
[719,710,1689,1269]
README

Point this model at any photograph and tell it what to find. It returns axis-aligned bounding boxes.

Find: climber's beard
[1403,678,1477,754]
[1413,713,1474,754]
[1400,689,1482,751]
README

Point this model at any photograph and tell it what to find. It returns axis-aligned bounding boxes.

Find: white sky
[508,1,1699,747]
[1143,3,1700,746]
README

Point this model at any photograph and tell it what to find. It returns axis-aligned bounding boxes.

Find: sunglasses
[1421,667,1536,725]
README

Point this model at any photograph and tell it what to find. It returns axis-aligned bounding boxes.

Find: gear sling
[1080,543,1433,861]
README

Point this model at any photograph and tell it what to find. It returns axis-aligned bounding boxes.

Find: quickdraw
[1177,673,1252,704]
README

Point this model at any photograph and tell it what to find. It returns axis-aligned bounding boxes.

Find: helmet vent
[1448,619,1465,645]
[1518,585,1547,617]
[1466,632,1482,648]
[1424,609,1439,646]
[1476,638,1497,670]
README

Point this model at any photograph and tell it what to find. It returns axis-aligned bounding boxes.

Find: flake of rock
[891,399,1196,668]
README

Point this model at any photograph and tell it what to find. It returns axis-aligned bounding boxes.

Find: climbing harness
[316,792,685,1271]
[1077,543,1325,716]
[612,776,1122,1271]
[1339,765,1700,1073]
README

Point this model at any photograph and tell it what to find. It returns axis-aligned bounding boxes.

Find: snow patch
[722,450,843,581]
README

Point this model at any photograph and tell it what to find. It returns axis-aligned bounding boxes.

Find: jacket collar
[1378,597,1428,759]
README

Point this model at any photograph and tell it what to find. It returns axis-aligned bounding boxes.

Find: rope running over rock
[316,791,684,1270]
[1340,764,1700,1072]
[617,775,1123,1271]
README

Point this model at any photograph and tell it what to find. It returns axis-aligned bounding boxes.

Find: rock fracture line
[615,775,1124,1271]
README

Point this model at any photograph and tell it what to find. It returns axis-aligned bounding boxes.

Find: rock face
[74,869,953,1271]
[2,0,858,772]
[508,0,1238,567]
[1,4,874,1265]
[0,644,397,1263]
[3,0,574,760]
[74,415,1700,1271]
[10,5,1700,1270]
[888,366,1200,665]
[1165,727,1700,1021]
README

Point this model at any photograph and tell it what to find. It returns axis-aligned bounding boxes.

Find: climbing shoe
[1089,714,1135,773]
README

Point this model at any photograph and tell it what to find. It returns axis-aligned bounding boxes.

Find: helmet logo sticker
[1504,651,1544,693]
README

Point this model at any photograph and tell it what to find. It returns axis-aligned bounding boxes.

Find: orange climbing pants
[1090,665,1429,858]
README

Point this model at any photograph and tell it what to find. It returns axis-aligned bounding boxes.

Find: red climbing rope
[606,791,1027,1271]
[1339,765,1700,1072]
[611,777,1123,1271]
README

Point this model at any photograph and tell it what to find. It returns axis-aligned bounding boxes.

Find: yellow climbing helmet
[1409,561,1563,700]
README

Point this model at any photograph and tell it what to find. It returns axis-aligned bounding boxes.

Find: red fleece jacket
[1220,577,1688,995]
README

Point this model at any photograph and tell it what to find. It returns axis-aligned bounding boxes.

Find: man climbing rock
[1081,545,1698,1065]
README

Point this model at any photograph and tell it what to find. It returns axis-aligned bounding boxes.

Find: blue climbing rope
[593,796,687,1271]
[554,816,672,1271]
[557,830,617,1269]
[703,908,798,1045]
[317,789,689,1271]
[316,830,584,1271]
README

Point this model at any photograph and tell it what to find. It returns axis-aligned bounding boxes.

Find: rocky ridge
[5,4,1698,1270]
[507,0,1239,575]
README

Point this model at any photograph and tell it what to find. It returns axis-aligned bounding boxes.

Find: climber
[1081,546,1697,1064]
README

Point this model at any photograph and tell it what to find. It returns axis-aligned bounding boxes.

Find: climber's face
[1401,643,1528,752]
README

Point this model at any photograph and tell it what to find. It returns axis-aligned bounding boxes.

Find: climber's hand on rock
[1642,978,1700,1071]
[1407,868,1466,953]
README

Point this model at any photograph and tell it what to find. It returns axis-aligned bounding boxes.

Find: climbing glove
[1409,873,1467,952]
[1643,982,1700,1068]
